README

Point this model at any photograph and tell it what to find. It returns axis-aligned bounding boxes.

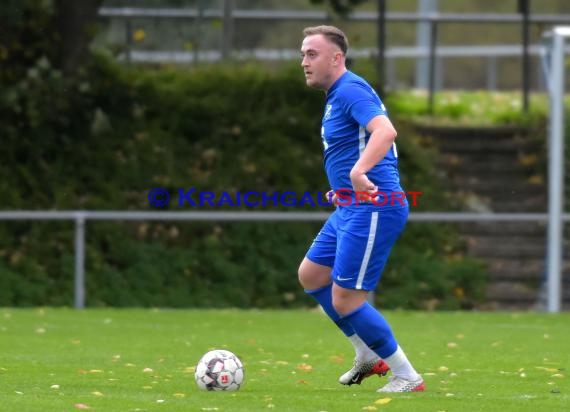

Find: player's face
[301,34,340,90]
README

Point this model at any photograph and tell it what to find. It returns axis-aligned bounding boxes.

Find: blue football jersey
[321,71,405,207]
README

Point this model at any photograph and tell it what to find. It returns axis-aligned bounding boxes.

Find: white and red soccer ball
[194,349,245,391]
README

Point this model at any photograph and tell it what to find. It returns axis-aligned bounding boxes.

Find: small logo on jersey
[324,104,333,120]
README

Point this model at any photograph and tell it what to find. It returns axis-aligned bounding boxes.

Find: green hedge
[0,52,486,309]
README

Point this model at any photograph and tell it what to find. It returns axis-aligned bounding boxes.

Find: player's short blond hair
[302,25,349,55]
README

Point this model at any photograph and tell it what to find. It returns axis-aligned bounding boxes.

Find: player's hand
[350,172,377,198]
[326,189,338,206]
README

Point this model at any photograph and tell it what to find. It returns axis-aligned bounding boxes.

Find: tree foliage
[0,0,102,78]
[309,0,369,16]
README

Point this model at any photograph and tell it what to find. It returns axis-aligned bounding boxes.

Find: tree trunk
[55,0,103,76]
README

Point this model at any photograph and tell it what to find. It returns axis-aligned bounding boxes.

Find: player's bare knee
[331,294,351,315]
[298,267,322,289]
[332,284,367,315]
[298,258,331,290]
[297,261,314,288]
[297,264,310,288]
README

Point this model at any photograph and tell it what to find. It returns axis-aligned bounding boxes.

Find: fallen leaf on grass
[535,366,559,372]
[374,398,391,405]
[91,391,104,397]
[329,355,344,364]
[297,363,313,372]
[74,404,90,410]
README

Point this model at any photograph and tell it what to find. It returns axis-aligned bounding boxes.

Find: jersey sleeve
[338,83,387,127]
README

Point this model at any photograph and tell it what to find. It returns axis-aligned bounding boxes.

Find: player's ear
[333,51,342,66]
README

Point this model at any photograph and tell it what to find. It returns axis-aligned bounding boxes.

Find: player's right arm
[349,115,397,195]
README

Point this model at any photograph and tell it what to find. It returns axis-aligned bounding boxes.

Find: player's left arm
[350,114,397,194]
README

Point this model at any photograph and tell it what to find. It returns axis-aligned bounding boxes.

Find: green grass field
[0,309,568,412]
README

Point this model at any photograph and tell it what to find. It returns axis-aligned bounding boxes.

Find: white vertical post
[415,0,438,89]
[546,27,567,313]
[74,214,86,309]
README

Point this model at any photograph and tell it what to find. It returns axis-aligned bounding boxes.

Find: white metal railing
[119,44,570,62]
[0,211,568,310]
[96,7,570,91]
[98,8,570,23]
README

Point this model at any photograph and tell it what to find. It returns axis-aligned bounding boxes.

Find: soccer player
[298,25,425,393]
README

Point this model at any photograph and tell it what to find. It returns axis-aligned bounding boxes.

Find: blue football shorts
[306,205,408,291]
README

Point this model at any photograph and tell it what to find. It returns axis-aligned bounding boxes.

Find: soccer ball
[194,349,244,391]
